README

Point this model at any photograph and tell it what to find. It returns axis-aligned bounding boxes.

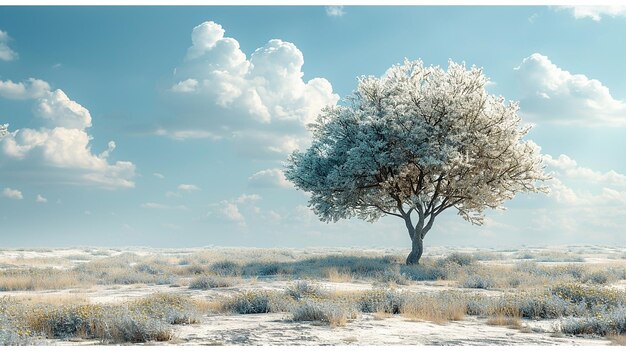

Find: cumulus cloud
[220,201,245,223]
[538,153,626,238]
[558,6,626,21]
[543,154,626,207]
[153,172,165,179]
[0,30,17,61]
[160,21,339,158]
[248,168,292,188]
[2,187,22,200]
[0,78,136,188]
[210,193,262,225]
[36,194,47,203]
[0,78,50,100]
[325,6,346,17]
[544,154,626,187]
[235,193,261,204]
[514,53,626,126]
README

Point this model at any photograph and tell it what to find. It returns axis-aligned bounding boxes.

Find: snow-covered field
[0,245,624,346]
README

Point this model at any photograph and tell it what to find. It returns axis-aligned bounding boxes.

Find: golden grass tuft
[400,293,466,324]
[0,270,84,291]
[324,267,353,283]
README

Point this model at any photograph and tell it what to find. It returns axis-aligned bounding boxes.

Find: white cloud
[558,6,626,21]
[248,168,293,188]
[171,79,199,93]
[514,53,626,126]
[211,193,262,225]
[0,30,17,61]
[543,155,626,223]
[0,78,50,100]
[140,202,188,210]
[159,20,339,158]
[544,154,626,187]
[2,187,22,200]
[325,6,346,17]
[178,183,200,192]
[153,172,165,179]
[0,78,136,188]
[36,194,47,203]
[34,89,92,129]
[220,201,245,223]
[236,193,261,204]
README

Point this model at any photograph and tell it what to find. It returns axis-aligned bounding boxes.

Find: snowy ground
[1,245,623,346]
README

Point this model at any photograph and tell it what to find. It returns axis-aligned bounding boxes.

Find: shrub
[129,293,200,325]
[551,283,625,309]
[582,271,611,285]
[210,261,241,276]
[400,264,447,281]
[357,289,406,314]
[461,274,495,289]
[20,294,197,343]
[189,275,235,290]
[286,281,327,300]
[377,266,408,285]
[439,253,475,267]
[100,307,174,343]
[561,306,626,336]
[0,306,36,345]
[221,290,290,314]
[291,299,357,326]
[242,262,284,276]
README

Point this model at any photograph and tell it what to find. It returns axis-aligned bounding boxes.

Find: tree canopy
[285,59,549,264]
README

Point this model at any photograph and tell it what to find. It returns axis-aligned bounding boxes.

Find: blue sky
[1,5,625,249]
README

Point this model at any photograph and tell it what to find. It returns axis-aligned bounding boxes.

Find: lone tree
[285,60,548,265]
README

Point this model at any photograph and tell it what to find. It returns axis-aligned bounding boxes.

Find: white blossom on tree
[285,59,549,265]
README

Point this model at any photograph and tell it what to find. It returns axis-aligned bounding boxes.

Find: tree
[284,59,549,265]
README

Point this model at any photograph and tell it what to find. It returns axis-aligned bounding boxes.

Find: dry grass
[608,334,626,346]
[487,307,523,329]
[324,267,353,282]
[400,293,466,324]
[0,270,85,291]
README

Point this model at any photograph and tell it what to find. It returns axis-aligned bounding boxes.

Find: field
[1,245,625,346]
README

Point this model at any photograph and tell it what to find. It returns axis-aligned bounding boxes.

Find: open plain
[1,245,625,346]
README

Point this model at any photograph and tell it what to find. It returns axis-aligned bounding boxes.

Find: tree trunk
[405,235,424,265]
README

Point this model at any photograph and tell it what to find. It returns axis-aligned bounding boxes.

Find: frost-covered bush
[25,303,174,343]
[291,299,357,326]
[581,271,612,285]
[286,281,327,300]
[551,283,625,309]
[461,274,495,289]
[222,290,290,314]
[210,261,241,276]
[400,264,447,281]
[129,293,200,325]
[439,253,476,267]
[0,308,36,345]
[561,305,626,336]
[357,289,406,314]
[189,275,235,290]
[242,261,284,276]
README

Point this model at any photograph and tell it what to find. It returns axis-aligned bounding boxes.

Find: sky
[1,5,625,249]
